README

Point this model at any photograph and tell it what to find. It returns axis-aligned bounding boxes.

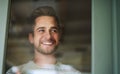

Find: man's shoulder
[58,63,81,74]
[18,61,38,71]
[58,63,74,69]
[6,61,40,74]
[18,61,34,68]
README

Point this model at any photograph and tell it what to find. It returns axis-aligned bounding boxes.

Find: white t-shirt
[6,61,81,74]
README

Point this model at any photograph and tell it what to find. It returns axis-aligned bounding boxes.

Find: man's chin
[39,49,56,55]
[37,44,58,55]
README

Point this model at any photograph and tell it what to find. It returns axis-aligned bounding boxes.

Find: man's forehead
[37,26,58,28]
[34,25,59,29]
[35,23,58,27]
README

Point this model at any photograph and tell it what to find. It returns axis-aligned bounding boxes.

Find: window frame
[0,0,118,74]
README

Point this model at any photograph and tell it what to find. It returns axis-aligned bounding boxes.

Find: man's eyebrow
[36,27,45,30]
[51,27,59,29]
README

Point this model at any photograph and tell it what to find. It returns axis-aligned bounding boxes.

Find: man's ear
[28,33,34,44]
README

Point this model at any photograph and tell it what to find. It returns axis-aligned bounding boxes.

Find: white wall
[0,0,9,73]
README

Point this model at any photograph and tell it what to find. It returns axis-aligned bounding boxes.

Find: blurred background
[5,0,91,73]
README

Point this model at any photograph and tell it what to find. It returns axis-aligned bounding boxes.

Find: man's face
[29,16,60,55]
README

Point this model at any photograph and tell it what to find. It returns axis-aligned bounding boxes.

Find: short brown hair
[30,6,63,32]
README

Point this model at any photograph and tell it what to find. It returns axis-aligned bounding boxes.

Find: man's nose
[45,32,52,39]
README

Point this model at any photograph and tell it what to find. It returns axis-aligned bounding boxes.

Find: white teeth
[43,42,52,45]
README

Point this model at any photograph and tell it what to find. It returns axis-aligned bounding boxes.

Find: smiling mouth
[42,42,54,46]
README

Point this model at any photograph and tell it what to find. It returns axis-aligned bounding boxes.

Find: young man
[6,6,81,74]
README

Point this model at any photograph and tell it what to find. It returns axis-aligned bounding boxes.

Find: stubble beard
[36,44,58,55]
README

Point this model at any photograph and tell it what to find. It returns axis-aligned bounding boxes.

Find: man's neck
[33,50,57,66]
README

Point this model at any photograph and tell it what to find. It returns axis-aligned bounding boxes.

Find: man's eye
[51,29,58,33]
[38,29,44,33]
